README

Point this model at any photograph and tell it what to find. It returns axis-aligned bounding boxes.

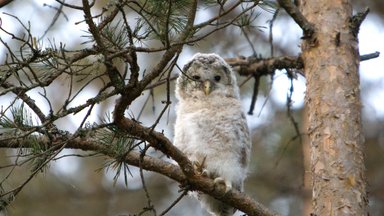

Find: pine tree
[0,0,376,215]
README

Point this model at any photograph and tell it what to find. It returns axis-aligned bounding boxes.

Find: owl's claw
[192,158,209,177]
[201,169,209,177]
[213,177,232,193]
[192,159,232,193]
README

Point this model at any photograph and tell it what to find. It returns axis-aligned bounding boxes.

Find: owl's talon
[192,161,200,170]
[192,157,209,177]
[213,177,232,192]
[201,169,209,177]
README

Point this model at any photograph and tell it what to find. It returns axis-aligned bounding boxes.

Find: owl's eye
[192,75,201,80]
[214,75,221,82]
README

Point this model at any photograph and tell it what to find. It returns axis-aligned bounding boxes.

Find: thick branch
[226,55,304,77]
[116,117,195,177]
[277,0,314,38]
[225,52,377,79]
[0,137,278,216]
[0,0,12,8]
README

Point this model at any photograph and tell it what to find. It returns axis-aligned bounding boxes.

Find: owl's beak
[203,80,212,95]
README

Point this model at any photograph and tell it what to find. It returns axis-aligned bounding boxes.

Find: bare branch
[277,0,314,38]
[360,51,380,61]
[248,75,260,115]
[350,7,370,37]
[0,0,13,8]
[226,55,304,77]
[269,8,280,57]
[42,2,68,38]
[194,1,244,29]
[56,0,83,10]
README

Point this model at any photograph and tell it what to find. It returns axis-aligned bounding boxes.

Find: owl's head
[176,53,240,100]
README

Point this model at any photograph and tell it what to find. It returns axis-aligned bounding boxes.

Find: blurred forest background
[0,0,383,216]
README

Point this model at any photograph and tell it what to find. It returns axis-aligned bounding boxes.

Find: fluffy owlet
[174,53,251,216]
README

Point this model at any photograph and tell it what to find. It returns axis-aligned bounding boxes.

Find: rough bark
[299,0,368,215]
[302,107,312,215]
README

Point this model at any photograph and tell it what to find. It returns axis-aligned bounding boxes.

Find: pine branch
[113,0,198,123]
[82,0,125,92]
[0,81,47,123]
[0,136,278,216]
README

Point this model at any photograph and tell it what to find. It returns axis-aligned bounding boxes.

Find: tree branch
[226,55,304,77]
[360,51,380,61]
[0,135,278,216]
[116,117,195,177]
[82,0,125,92]
[350,7,370,37]
[225,51,379,79]
[0,0,13,8]
[277,0,314,38]
[1,81,47,123]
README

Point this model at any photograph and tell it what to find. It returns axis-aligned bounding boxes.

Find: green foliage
[0,103,52,173]
[258,0,279,13]
[94,114,138,187]
[28,136,51,173]
[0,103,35,135]
[235,8,261,29]
[101,20,131,49]
[135,0,192,43]
[100,126,136,187]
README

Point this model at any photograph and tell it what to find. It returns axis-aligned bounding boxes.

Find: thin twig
[241,28,257,56]
[269,8,280,57]
[56,0,83,10]
[158,189,188,216]
[150,55,179,130]
[248,75,260,115]
[0,82,47,123]
[42,2,68,38]
[360,51,380,61]
[139,143,156,215]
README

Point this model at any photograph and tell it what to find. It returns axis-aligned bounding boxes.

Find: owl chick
[174,53,251,216]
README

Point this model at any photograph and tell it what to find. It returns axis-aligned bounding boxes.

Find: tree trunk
[299,0,368,215]
[302,107,312,216]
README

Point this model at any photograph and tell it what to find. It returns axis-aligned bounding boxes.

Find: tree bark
[299,0,368,215]
[302,107,312,216]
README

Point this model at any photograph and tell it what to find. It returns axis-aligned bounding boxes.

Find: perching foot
[213,177,232,192]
